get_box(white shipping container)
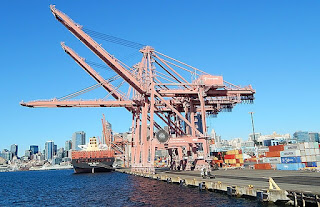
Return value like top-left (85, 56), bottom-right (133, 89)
top-left (299, 143), bottom-right (305, 150)
top-left (314, 142), bottom-right (320, 149)
top-left (306, 156), bottom-right (312, 162)
top-left (310, 149), bottom-right (316, 155)
top-left (301, 156), bottom-right (307, 162)
top-left (284, 144), bottom-right (299, 151)
top-left (263, 157), bottom-right (281, 164)
top-left (304, 142), bottom-right (309, 149)
top-left (305, 149), bottom-right (311, 156)
top-left (317, 162), bottom-right (320, 167)
top-left (300, 150), bottom-right (306, 156)
top-left (311, 155), bottom-right (316, 162)
top-left (315, 149), bottom-right (320, 155)
top-left (280, 150), bottom-right (301, 157)
top-left (316, 155), bottom-right (320, 162)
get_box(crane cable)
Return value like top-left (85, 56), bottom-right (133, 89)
top-left (57, 74), bottom-right (120, 100)
top-left (83, 28), bottom-right (145, 49)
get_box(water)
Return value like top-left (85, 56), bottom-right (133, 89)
top-left (0, 170), bottom-right (273, 206)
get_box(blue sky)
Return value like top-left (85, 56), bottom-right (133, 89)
top-left (1, 1), bottom-right (319, 156)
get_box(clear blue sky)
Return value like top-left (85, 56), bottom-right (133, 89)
top-left (1, 1), bottom-right (319, 156)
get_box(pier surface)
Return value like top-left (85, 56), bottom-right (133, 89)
top-left (158, 169), bottom-right (320, 195)
top-left (117, 168), bottom-right (320, 204)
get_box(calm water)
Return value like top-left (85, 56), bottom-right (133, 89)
top-left (0, 170), bottom-right (274, 206)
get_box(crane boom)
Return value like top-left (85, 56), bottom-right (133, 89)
top-left (61, 42), bottom-right (125, 101)
top-left (20, 99), bottom-right (134, 108)
top-left (61, 43), bottom-right (162, 130)
top-left (50, 5), bottom-right (145, 95)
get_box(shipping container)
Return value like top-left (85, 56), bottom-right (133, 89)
top-left (299, 143), bottom-right (305, 150)
top-left (263, 157), bottom-right (281, 164)
top-left (284, 144), bottom-right (299, 151)
top-left (258, 147), bottom-right (269, 153)
top-left (306, 156), bottom-right (313, 162)
top-left (300, 150), bottom-right (306, 156)
top-left (306, 162), bottom-right (317, 167)
top-left (224, 154), bottom-right (236, 159)
top-left (235, 154), bottom-right (243, 159)
top-left (316, 155), bottom-right (320, 162)
top-left (281, 156), bottom-right (302, 164)
top-left (254, 163), bottom-right (272, 170)
top-left (226, 150), bottom-right (241, 155)
top-left (225, 159), bottom-right (236, 164)
top-left (301, 156), bottom-right (307, 162)
top-left (269, 145), bottom-right (284, 152)
top-left (280, 150), bottom-right (301, 157)
top-left (310, 149), bottom-right (315, 155)
top-left (276, 163), bottom-right (305, 170)
top-left (305, 149), bottom-right (311, 156)
top-left (265, 151), bottom-right (281, 157)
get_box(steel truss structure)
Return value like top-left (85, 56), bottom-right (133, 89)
top-left (21, 5), bottom-right (255, 173)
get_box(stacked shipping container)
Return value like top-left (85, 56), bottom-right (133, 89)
top-left (224, 150), bottom-right (244, 167)
top-left (259, 142), bottom-right (320, 170)
top-left (299, 142), bottom-right (320, 167)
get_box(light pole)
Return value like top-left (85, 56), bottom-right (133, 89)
top-left (249, 112), bottom-right (256, 144)
top-left (249, 112), bottom-right (258, 163)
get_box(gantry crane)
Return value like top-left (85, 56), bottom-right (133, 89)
top-left (21, 5), bottom-right (255, 173)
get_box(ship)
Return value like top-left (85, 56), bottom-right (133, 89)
top-left (71, 137), bottom-right (115, 173)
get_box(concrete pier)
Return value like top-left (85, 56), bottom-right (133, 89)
top-left (116, 168), bottom-right (320, 205)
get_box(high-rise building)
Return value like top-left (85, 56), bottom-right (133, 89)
top-left (0, 149), bottom-right (12, 161)
top-left (57, 148), bottom-right (64, 159)
top-left (72, 131), bottom-right (86, 151)
top-left (65, 140), bottom-right (72, 151)
top-left (30, 145), bottom-right (39, 155)
top-left (25, 150), bottom-right (32, 159)
top-left (54, 145), bottom-right (57, 156)
top-left (309, 132), bottom-right (319, 142)
top-left (10, 144), bottom-right (18, 157)
top-left (65, 140), bottom-right (72, 158)
top-left (45, 141), bottom-right (54, 160)
top-left (293, 131), bottom-right (310, 143)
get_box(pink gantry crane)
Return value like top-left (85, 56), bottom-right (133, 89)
top-left (20, 5), bottom-right (255, 173)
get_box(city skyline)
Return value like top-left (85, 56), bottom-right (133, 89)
top-left (1, 1), bottom-right (320, 156)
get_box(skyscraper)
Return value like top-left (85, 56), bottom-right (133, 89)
top-left (45, 141), bottom-right (54, 160)
top-left (30, 145), bottom-right (39, 155)
top-left (65, 140), bottom-right (72, 151)
top-left (10, 144), bottom-right (18, 157)
top-left (72, 131), bottom-right (86, 151)
top-left (54, 145), bottom-right (57, 156)
top-left (65, 140), bottom-right (72, 158)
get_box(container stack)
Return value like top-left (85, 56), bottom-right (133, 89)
top-left (260, 142), bottom-right (320, 170)
top-left (276, 144), bottom-right (305, 170)
top-left (255, 145), bottom-right (282, 169)
top-left (300, 142), bottom-right (320, 168)
top-left (224, 150), bottom-right (244, 167)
